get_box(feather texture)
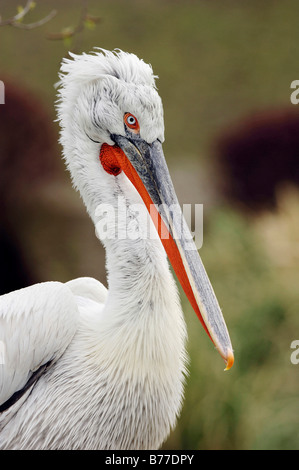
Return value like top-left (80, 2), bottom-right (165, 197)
top-left (0, 49), bottom-right (188, 449)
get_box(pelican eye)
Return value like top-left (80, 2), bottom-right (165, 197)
top-left (127, 115), bottom-right (136, 125)
top-left (124, 113), bottom-right (140, 132)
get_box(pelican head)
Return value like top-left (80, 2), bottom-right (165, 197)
top-left (56, 49), bottom-right (234, 369)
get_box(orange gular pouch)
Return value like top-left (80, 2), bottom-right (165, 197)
top-left (99, 143), bottom-right (124, 176)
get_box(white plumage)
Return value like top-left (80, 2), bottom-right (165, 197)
top-left (0, 49), bottom-right (233, 450)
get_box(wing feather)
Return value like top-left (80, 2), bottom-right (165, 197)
top-left (0, 281), bottom-right (79, 406)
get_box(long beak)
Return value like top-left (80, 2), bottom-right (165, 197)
top-left (109, 135), bottom-right (234, 370)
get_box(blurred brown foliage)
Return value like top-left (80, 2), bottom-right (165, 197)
top-left (0, 79), bottom-right (59, 293)
top-left (215, 109), bottom-right (299, 212)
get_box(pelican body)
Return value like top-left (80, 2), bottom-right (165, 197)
top-left (0, 50), bottom-right (233, 450)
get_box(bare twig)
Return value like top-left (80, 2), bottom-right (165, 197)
top-left (0, 1), bottom-right (56, 29)
top-left (47, 0), bottom-right (89, 41)
top-left (0, 0), bottom-right (32, 26)
top-left (44, 0), bottom-right (99, 54)
top-left (11, 9), bottom-right (57, 30)
top-left (0, 0), bottom-right (100, 50)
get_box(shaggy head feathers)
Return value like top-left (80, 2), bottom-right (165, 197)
top-left (56, 49), bottom-right (165, 148)
top-left (59, 48), bottom-right (158, 88)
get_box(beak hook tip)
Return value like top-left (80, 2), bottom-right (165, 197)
top-left (224, 348), bottom-right (234, 371)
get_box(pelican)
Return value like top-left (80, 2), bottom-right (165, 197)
top-left (0, 49), bottom-right (233, 450)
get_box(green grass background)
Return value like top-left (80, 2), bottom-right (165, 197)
top-left (1, 0), bottom-right (299, 449)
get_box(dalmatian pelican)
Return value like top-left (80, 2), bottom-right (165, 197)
top-left (0, 49), bottom-right (233, 450)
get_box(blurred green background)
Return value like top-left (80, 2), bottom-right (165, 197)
top-left (1, 0), bottom-right (299, 450)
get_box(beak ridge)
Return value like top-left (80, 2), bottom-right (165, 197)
top-left (110, 134), bottom-right (234, 369)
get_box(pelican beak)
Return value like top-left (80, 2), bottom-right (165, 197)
top-left (109, 135), bottom-right (234, 370)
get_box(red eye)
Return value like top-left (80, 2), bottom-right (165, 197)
top-left (124, 113), bottom-right (140, 132)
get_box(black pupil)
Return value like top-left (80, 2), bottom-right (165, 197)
top-left (128, 116), bottom-right (135, 125)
